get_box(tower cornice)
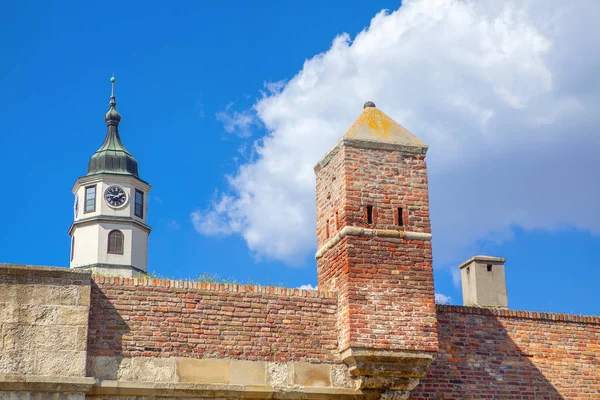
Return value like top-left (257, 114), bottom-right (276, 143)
top-left (314, 137), bottom-right (428, 174)
top-left (68, 215), bottom-right (152, 236)
top-left (315, 226), bottom-right (432, 260)
top-left (72, 172), bottom-right (151, 194)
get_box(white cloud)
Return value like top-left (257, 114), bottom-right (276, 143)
top-left (435, 293), bottom-right (452, 305)
top-left (192, 194), bottom-right (241, 236)
top-left (194, 0), bottom-right (600, 267)
top-left (216, 103), bottom-right (257, 137)
top-left (263, 80), bottom-right (287, 96)
top-left (298, 284), bottom-right (317, 290)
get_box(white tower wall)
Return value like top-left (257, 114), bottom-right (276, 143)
top-left (69, 174), bottom-right (151, 277)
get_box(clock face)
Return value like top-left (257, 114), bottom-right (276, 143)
top-left (104, 186), bottom-right (127, 208)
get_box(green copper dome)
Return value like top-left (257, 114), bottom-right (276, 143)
top-left (87, 77), bottom-right (140, 178)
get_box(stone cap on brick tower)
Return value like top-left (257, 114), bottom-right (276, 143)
top-left (343, 102), bottom-right (428, 151)
top-left (315, 102), bottom-right (428, 173)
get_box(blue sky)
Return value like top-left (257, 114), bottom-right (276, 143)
top-left (1, 0), bottom-right (598, 316)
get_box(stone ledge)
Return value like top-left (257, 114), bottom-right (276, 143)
top-left (89, 356), bottom-right (356, 389)
top-left (315, 226), bottom-right (432, 259)
top-left (341, 348), bottom-right (435, 391)
top-left (342, 138), bottom-right (428, 155)
top-left (0, 264), bottom-right (91, 282)
top-left (90, 380), bottom-right (366, 399)
top-left (0, 374), bottom-right (95, 392)
top-left (458, 255), bottom-right (506, 270)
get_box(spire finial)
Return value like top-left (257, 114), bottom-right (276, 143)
top-left (105, 75), bottom-right (121, 125)
top-left (111, 75), bottom-right (116, 97)
top-left (364, 101), bottom-right (376, 109)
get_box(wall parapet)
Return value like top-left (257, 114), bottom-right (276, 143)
top-left (437, 304), bottom-right (600, 324)
top-left (0, 263), bottom-right (91, 283)
top-left (90, 278), bottom-right (339, 361)
top-left (92, 275), bottom-right (335, 298)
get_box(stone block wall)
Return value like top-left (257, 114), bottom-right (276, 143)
top-left (412, 305), bottom-right (600, 399)
top-left (86, 357), bottom-right (357, 394)
top-left (0, 264), bottom-right (91, 378)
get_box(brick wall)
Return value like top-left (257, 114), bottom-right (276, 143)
top-left (316, 236), bottom-right (350, 350)
top-left (317, 235), bottom-right (437, 353)
top-left (315, 143), bottom-right (431, 248)
top-left (88, 277), bottom-right (339, 363)
top-left (315, 142), bottom-right (437, 354)
top-left (315, 142), bottom-right (346, 248)
top-left (3, 265), bottom-right (599, 398)
top-left (412, 306), bottom-right (600, 399)
top-left (341, 146), bottom-right (430, 233)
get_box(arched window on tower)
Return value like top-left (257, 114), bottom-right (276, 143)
top-left (107, 230), bottom-right (124, 255)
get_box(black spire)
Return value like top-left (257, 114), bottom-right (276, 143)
top-left (87, 76), bottom-right (140, 178)
top-left (104, 76), bottom-right (122, 125)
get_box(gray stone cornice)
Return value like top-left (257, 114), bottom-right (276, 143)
top-left (68, 215), bottom-right (152, 235)
top-left (458, 255), bottom-right (506, 270)
top-left (315, 226), bottom-right (432, 259)
top-left (90, 381), bottom-right (366, 399)
top-left (0, 264), bottom-right (91, 280)
top-left (0, 375), bottom-right (95, 392)
top-left (340, 347), bottom-right (435, 394)
top-left (73, 263), bottom-right (147, 274)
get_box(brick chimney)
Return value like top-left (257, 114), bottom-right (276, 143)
top-left (314, 102), bottom-right (437, 397)
top-left (459, 255), bottom-right (508, 308)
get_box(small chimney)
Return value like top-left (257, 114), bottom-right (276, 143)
top-left (459, 256), bottom-right (508, 309)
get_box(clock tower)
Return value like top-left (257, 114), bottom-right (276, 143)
top-left (69, 77), bottom-right (151, 277)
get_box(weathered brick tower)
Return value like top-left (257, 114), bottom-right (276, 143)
top-left (314, 102), bottom-right (438, 397)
